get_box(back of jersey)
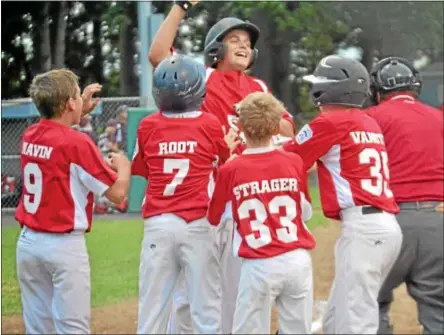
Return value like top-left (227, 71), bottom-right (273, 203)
top-left (132, 112), bottom-right (228, 222)
top-left (211, 149), bottom-right (316, 259)
top-left (15, 120), bottom-right (117, 233)
top-left (321, 110), bottom-right (399, 216)
top-left (366, 97), bottom-right (444, 202)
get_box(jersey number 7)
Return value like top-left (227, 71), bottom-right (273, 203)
top-left (163, 158), bottom-right (190, 196)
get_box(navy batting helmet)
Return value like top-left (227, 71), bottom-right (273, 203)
top-left (303, 55), bottom-right (371, 108)
top-left (370, 57), bottom-right (422, 100)
top-left (152, 54), bottom-right (206, 113)
top-left (204, 17), bottom-right (260, 69)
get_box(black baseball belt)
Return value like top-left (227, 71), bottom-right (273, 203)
top-left (361, 206), bottom-right (383, 215)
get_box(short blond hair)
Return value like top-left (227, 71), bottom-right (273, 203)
top-left (29, 68), bottom-right (79, 119)
top-left (238, 92), bottom-right (284, 142)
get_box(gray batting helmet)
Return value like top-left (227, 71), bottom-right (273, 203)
top-left (303, 55), bottom-right (370, 108)
top-left (203, 17), bottom-right (260, 69)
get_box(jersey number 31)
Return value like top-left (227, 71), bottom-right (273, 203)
top-left (359, 148), bottom-right (393, 198)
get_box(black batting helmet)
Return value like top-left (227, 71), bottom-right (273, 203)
top-left (303, 55), bottom-right (370, 108)
top-left (204, 17), bottom-right (260, 69)
top-left (152, 54), bottom-right (206, 113)
top-left (370, 57), bottom-right (422, 100)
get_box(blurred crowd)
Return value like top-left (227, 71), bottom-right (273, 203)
top-left (73, 105), bottom-right (129, 214)
top-left (1, 105), bottom-right (130, 214)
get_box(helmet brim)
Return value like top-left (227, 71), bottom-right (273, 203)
top-left (303, 75), bottom-right (340, 84)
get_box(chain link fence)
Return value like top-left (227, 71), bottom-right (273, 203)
top-left (1, 96), bottom-right (141, 212)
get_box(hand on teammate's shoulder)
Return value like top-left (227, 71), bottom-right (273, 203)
top-left (223, 126), bottom-right (241, 154)
top-left (227, 154), bottom-right (239, 162)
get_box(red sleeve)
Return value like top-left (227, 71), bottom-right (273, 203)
top-left (131, 123), bottom-right (149, 178)
top-left (283, 114), bottom-right (338, 169)
top-left (207, 167), bottom-right (230, 226)
top-left (72, 134), bottom-right (117, 196)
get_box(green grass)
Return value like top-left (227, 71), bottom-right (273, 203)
top-left (1, 219), bottom-right (144, 316)
top-left (1, 185), bottom-right (325, 316)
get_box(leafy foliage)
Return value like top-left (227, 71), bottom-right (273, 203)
top-left (1, 1), bottom-right (442, 120)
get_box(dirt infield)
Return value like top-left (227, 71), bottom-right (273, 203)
top-left (2, 222), bottom-right (422, 334)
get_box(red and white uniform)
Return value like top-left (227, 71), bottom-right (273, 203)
top-left (207, 147), bottom-right (316, 259)
top-left (170, 49), bottom-right (295, 152)
top-left (203, 69), bottom-right (294, 153)
top-left (131, 111), bottom-right (230, 222)
top-left (15, 119), bottom-right (117, 233)
top-left (133, 111), bottom-right (228, 334)
top-left (283, 109), bottom-right (400, 220)
top-left (365, 93), bottom-right (444, 203)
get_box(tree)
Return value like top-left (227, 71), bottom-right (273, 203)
top-left (327, 1), bottom-right (444, 70)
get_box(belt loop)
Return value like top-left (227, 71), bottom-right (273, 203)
top-left (416, 202), bottom-right (420, 211)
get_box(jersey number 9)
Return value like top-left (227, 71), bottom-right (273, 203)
top-left (23, 163), bottom-right (43, 214)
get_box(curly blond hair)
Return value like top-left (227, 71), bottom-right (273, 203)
top-left (238, 92), bottom-right (284, 143)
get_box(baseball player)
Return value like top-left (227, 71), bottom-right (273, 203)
top-left (132, 54), bottom-right (237, 334)
top-left (365, 57), bottom-right (444, 334)
top-left (207, 92), bottom-right (316, 334)
top-left (14, 69), bottom-right (131, 334)
top-left (149, 2), bottom-right (296, 332)
top-left (282, 55), bottom-right (403, 334)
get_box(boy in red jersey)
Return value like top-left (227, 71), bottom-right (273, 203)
top-left (132, 54), bottom-right (238, 334)
top-left (149, 3), bottom-right (296, 331)
top-left (208, 92), bottom-right (315, 334)
top-left (15, 69), bottom-right (131, 334)
top-left (283, 55), bottom-right (403, 334)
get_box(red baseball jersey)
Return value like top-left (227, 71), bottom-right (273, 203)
top-left (15, 119), bottom-right (117, 233)
top-left (207, 147), bottom-right (316, 259)
top-left (283, 109), bottom-right (399, 220)
top-left (131, 111), bottom-right (230, 222)
top-left (365, 94), bottom-right (444, 203)
top-left (202, 68), bottom-right (295, 153)
top-left (169, 48), bottom-right (295, 149)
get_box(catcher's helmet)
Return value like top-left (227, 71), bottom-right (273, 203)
top-left (204, 17), bottom-right (260, 69)
top-left (303, 55), bottom-right (370, 108)
top-left (152, 54), bottom-right (206, 113)
top-left (370, 57), bottom-right (422, 100)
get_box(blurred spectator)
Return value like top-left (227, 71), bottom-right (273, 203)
top-left (116, 105), bottom-right (128, 153)
top-left (74, 115), bottom-right (96, 143)
top-left (97, 119), bottom-right (120, 159)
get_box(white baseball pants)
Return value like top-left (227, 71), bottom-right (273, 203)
top-left (137, 214), bottom-right (222, 334)
top-left (232, 248), bottom-right (313, 334)
top-left (16, 226), bottom-right (91, 334)
top-left (167, 217), bottom-right (242, 334)
top-left (322, 207), bottom-right (403, 334)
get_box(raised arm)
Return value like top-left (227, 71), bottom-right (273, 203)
top-left (148, 2), bottom-right (198, 67)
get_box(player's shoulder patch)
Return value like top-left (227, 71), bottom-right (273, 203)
top-left (295, 124), bottom-right (313, 144)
